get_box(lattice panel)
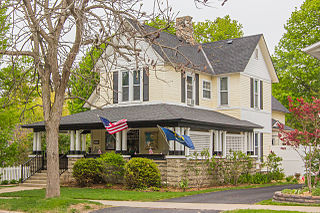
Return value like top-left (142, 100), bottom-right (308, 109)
top-left (226, 134), bottom-right (245, 155)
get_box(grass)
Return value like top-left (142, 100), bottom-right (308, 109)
top-left (224, 210), bottom-right (307, 213)
top-left (0, 182), bottom-right (295, 202)
top-left (257, 199), bottom-right (320, 207)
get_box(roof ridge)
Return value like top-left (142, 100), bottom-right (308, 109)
top-left (201, 34), bottom-right (263, 46)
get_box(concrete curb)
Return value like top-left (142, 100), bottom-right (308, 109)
top-left (91, 200), bottom-right (320, 212)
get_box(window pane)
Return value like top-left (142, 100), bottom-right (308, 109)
top-left (133, 85), bottom-right (140, 100)
top-left (220, 92), bottom-right (228, 105)
top-left (254, 80), bottom-right (258, 93)
top-left (122, 87), bottom-right (129, 101)
top-left (122, 71), bottom-right (129, 86)
top-left (220, 77), bottom-right (228, 90)
top-left (187, 76), bottom-right (193, 99)
top-left (105, 133), bottom-right (115, 150)
top-left (203, 81), bottom-right (210, 90)
top-left (254, 133), bottom-right (259, 155)
top-left (133, 70), bottom-right (140, 85)
top-left (203, 90), bottom-right (210, 99)
top-left (255, 94), bottom-right (258, 107)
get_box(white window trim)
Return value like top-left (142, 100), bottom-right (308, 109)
top-left (202, 80), bottom-right (211, 100)
top-left (185, 73), bottom-right (195, 104)
top-left (253, 79), bottom-right (260, 110)
top-left (218, 76), bottom-right (229, 106)
top-left (253, 132), bottom-right (260, 158)
top-left (118, 70), bottom-right (143, 103)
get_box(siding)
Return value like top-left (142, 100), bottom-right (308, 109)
top-left (217, 109), bottom-right (241, 119)
top-left (189, 131), bottom-right (211, 155)
top-left (199, 74), bottom-right (216, 108)
top-left (272, 111), bottom-right (286, 124)
top-left (262, 133), bottom-right (272, 160)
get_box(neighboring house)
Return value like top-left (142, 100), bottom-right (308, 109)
top-left (23, 16), bottom-right (286, 167)
top-left (302, 41), bottom-right (320, 60)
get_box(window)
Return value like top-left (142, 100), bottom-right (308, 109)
top-left (122, 71), bottom-right (129, 102)
top-left (187, 76), bottom-right (193, 100)
top-left (254, 48), bottom-right (259, 60)
top-left (220, 77), bottom-right (228, 105)
top-left (254, 132), bottom-right (259, 156)
top-left (105, 133), bottom-right (116, 150)
top-left (254, 79), bottom-right (259, 108)
top-left (120, 70), bottom-right (142, 102)
top-left (202, 80), bottom-right (211, 99)
top-left (133, 70), bottom-right (140, 101)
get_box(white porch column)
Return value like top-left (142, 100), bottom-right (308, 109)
top-left (213, 130), bottom-right (219, 155)
top-left (116, 132), bottom-right (121, 152)
top-left (175, 127), bottom-right (182, 154)
top-left (33, 132), bottom-right (37, 153)
top-left (70, 130), bottom-right (75, 154)
top-left (223, 131), bottom-right (227, 157)
top-left (81, 134), bottom-right (86, 153)
top-left (122, 129), bottom-right (128, 151)
top-left (75, 130), bottom-right (81, 154)
top-left (168, 127), bottom-right (175, 155)
top-left (209, 130), bottom-right (214, 158)
top-left (185, 128), bottom-right (190, 156)
top-left (181, 127), bottom-right (185, 155)
top-left (244, 132), bottom-right (248, 154)
top-left (36, 132), bottom-right (41, 152)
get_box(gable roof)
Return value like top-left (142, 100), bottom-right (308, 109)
top-left (127, 20), bottom-right (268, 76)
top-left (22, 103), bottom-right (262, 131)
top-left (272, 119), bottom-right (293, 131)
top-left (272, 96), bottom-right (289, 113)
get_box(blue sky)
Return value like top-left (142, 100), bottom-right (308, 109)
top-left (142, 0), bottom-right (305, 54)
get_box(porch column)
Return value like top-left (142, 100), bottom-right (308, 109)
top-left (33, 132), bottom-right (37, 154)
top-left (122, 129), bottom-right (128, 152)
top-left (209, 130), bottom-right (214, 158)
top-left (70, 130), bottom-right (75, 154)
top-left (223, 131), bottom-right (227, 157)
top-left (213, 130), bottom-right (219, 155)
top-left (185, 128), bottom-right (190, 156)
top-left (168, 127), bottom-right (175, 155)
top-left (36, 132), bottom-right (42, 153)
top-left (174, 127), bottom-right (182, 155)
top-left (81, 134), bottom-right (86, 153)
top-left (181, 127), bottom-right (185, 155)
top-left (116, 132), bottom-right (121, 152)
top-left (75, 130), bottom-right (81, 154)
top-left (244, 132), bottom-right (248, 154)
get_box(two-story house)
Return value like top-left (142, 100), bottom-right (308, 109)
top-left (24, 16), bottom-right (288, 166)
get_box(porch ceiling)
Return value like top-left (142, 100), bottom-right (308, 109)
top-left (22, 103), bottom-right (262, 132)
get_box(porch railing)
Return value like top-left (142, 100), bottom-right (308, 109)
top-left (59, 154), bottom-right (68, 175)
top-left (21, 153), bottom-right (44, 183)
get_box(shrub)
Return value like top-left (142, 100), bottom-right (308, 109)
top-left (124, 158), bottom-right (161, 189)
top-left (270, 170), bottom-right (285, 181)
top-left (1, 180), bottom-right (9, 185)
top-left (72, 158), bottom-right (101, 186)
top-left (9, 179), bottom-right (18, 184)
top-left (98, 152), bottom-right (125, 184)
top-left (286, 175), bottom-right (294, 182)
top-left (312, 187), bottom-right (320, 196)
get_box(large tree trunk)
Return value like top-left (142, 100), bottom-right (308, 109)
top-left (45, 120), bottom-right (60, 198)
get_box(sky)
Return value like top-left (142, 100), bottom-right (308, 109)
top-left (142, 0), bottom-right (305, 54)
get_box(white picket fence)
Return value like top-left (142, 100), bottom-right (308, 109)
top-left (0, 166), bottom-right (31, 182)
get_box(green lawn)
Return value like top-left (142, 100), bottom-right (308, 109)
top-left (224, 210), bottom-right (307, 213)
top-left (257, 199), bottom-right (320, 207)
top-left (0, 183), bottom-right (294, 202)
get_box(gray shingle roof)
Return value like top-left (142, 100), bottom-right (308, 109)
top-left (272, 96), bottom-right (289, 113)
top-left (127, 20), bottom-right (262, 75)
top-left (22, 103), bottom-right (262, 131)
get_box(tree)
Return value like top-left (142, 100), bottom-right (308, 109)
top-left (145, 15), bottom-right (243, 43)
top-left (272, 0), bottom-right (320, 127)
top-left (0, 0), bottom-right (220, 198)
top-left (278, 96), bottom-right (320, 192)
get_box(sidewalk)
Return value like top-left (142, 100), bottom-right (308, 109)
top-left (92, 200), bottom-right (320, 212)
top-left (0, 186), bottom-right (43, 194)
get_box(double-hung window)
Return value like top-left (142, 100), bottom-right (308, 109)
top-left (254, 79), bottom-right (259, 108)
top-left (203, 80), bottom-right (211, 99)
top-left (122, 71), bottom-right (129, 102)
top-left (120, 70), bottom-right (142, 102)
top-left (219, 77), bottom-right (228, 105)
top-left (254, 132), bottom-right (259, 156)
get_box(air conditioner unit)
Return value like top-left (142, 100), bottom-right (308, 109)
top-left (187, 99), bottom-right (194, 106)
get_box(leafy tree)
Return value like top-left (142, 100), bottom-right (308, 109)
top-left (145, 15), bottom-right (244, 43)
top-left (272, 0), bottom-right (320, 127)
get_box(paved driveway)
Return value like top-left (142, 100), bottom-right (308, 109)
top-left (160, 184), bottom-right (302, 204)
top-left (93, 207), bottom-right (219, 213)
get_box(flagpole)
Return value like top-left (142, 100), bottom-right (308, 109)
top-left (157, 125), bottom-right (170, 147)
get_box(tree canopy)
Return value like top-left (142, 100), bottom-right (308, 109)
top-left (272, 0), bottom-right (320, 127)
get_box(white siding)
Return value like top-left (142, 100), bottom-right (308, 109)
top-left (189, 131), bottom-right (211, 155)
top-left (241, 108), bottom-right (272, 133)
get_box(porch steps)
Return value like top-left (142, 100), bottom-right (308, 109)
top-left (20, 170), bottom-right (48, 188)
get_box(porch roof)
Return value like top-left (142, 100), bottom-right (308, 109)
top-left (22, 103), bottom-right (262, 131)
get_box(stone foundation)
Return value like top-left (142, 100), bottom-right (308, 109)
top-left (273, 191), bottom-right (320, 204)
top-left (60, 155), bottom-right (84, 185)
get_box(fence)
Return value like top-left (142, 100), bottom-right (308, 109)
top-left (0, 166), bottom-right (30, 182)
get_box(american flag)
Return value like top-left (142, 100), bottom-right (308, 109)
top-left (99, 116), bottom-right (128, 134)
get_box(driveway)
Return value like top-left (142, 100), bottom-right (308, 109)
top-left (93, 207), bottom-right (219, 213)
top-left (160, 184), bottom-right (302, 204)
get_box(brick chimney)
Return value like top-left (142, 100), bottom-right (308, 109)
top-left (175, 16), bottom-right (195, 45)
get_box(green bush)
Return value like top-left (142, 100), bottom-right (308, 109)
top-left (9, 179), bottom-right (18, 184)
top-left (286, 175), bottom-right (294, 182)
top-left (270, 170), bottom-right (285, 181)
top-left (72, 158), bottom-right (102, 186)
top-left (124, 158), bottom-right (161, 189)
top-left (98, 152), bottom-right (125, 184)
top-left (312, 187), bottom-right (320, 196)
top-left (1, 180), bottom-right (9, 185)
top-left (304, 175), bottom-right (320, 187)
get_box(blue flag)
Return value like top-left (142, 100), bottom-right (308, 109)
top-left (158, 126), bottom-right (195, 149)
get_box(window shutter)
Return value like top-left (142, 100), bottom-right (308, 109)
top-left (195, 73), bottom-right (199, 105)
top-left (143, 68), bottom-right (149, 101)
top-left (260, 133), bottom-right (264, 162)
top-left (113, 71), bottom-right (118, 104)
top-left (250, 78), bottom-right (254, 108)
top-left (260, 80), bottom-right (263, 109)
top-left (181, 72), bottom-right (186, 103)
